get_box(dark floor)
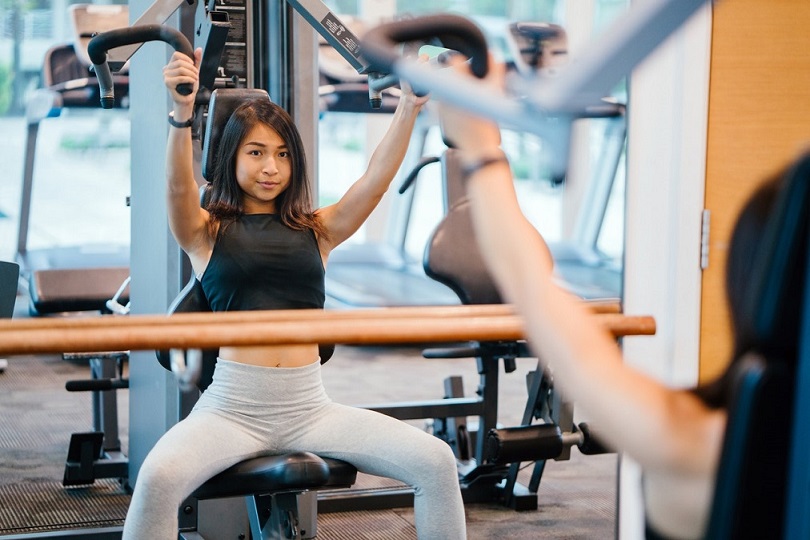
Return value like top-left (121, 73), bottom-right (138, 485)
top-left (0, 295), bottom-right (617, 539)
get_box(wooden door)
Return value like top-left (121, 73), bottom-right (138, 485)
top-left (700, 0), bottom-right (810, 382)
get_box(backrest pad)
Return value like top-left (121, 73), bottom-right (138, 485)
top-left (423, 149), bottom-right (503, 305)
top-left (201, 88), bottom-right (271, 181)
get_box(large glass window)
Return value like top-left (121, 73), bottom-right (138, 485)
top-left (0, 0), bottom-right (130, 264)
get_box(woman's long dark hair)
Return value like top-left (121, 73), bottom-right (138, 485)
top-left (204, 98), bottom-right (327, 238)
top-left (695, 165), bottom-right (799, 407)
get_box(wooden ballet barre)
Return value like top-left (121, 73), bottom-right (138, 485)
top-left (0, 310), bottom-right (654, 356)
top-left (0, 300), bottom-right (620, 332)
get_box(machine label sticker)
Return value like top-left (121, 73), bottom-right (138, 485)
top-left (321, 12), bottom-right (361, 59)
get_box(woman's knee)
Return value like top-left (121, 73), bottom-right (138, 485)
top-left (419, 436), bottom-right (459, 475)
top-left (134, 452), bottom-right (187, 503)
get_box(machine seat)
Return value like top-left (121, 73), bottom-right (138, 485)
top-left (193, 452), bottom-right (357, 500)
top-left (28, 265), bottom-right (129, 314)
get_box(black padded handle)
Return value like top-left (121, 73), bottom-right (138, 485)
top-left (577, 422), bottom-right (613, 455)
top-left (66, 378), bottom-right (129, 392)
top-left (361, 14), bottom-right (489, 79)
top-left (88, 24), bottom-right (194, 109)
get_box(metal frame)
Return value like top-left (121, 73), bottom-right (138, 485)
top-left (383, 0), bottom-right (709, 177)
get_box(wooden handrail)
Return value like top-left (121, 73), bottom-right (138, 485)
top-left (0, 309), bottom-right (653, 356)
top-left (0, 300), bottom-right (621, 332)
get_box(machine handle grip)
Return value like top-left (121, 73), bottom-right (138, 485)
top-left (66, 378), bottom-right (129, 392)
top-left (361, 14), bottom-right (489, 79)
top-left (88, 24), bottom-right (194, 109)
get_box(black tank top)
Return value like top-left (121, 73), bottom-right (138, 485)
top-left (200, 214), bottom-right (325, 312)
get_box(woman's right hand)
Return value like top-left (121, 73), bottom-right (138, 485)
top-left (437, 53), bottom-right (505, 156)
top-left (163, 48), bottom-right (202, 107)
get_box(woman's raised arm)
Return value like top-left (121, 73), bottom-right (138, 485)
top-left (162, 48), bottom-right (212, 269)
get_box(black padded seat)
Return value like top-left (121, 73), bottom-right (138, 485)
top-left (192, 452), bottom-right (359, 500)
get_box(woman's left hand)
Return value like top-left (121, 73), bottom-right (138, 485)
top-left (398, 55), bottom-right (431, 110)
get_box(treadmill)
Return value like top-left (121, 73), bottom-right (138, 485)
top-left (17, 4), bottom-right (130, 315)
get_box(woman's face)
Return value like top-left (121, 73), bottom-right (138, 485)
top-left (234, 123), bottom-right (292, 214)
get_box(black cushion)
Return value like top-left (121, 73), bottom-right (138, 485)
top-left (201, 88), bottom-right (271, 181)
top-left (321, 457), bottom-right (359, 488)
top-left (192, 452), bottom-right (330, 499)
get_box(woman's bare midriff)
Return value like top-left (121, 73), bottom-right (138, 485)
top-left (219, 344), bottom-right (321, 368)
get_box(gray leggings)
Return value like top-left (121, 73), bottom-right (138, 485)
top-left (122, 359), bottom-right (467, 539)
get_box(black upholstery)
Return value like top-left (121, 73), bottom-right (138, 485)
top-left (194, 452), bottom-right (326, 499)
top-left (706, 354), bottom-right (792, 540)
top-left (155, 276), bottom-right (218, 391)
top-left (201, 88), bottom-right (270, 181)
top-left (193, 453), bottom-right (357, 499)
top-left (0, 261), bottom-right (20, 319)
top-left (705, 152), bottom-right (810, 539)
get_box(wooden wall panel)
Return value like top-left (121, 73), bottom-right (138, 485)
top-left (700, 0), bottom-right (810, 382)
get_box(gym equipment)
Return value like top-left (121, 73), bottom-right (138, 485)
top-left (405, 146), bottom-right (614, 509)
top-left (360, 1), bottom-right (710, 178)
top-left (88, 25), bottom-right (194, 109)
top-left (62, 351), bottom-right (129, 488)
top-left (397, 101), bottom-right (626, 300)
top-left (50, 21), bottom-right (194, 491)
top-left (339, 19), bottom-right (625, 307)
top-left (18, 4), bottom-right (131, 316)
top-left (362, 10), bottom-right (810, 537)
top-left (0, 261), bottom-right (19, 320)
top-left (316, 15), bottom-right (400, 115)
top-left (0, 261), bottom-right (20, 373)
top-left (285, 0), bottom-right (402, 110)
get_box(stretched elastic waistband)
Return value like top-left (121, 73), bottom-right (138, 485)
top-left (204, 358), bottom-right (327, 407)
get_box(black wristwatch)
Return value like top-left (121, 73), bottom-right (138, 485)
top-left (168, 111), bottom-right (194, 128)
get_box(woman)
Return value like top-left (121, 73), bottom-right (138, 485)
top-left (122, 48), bottom-right (466, 539)
top-left (435, 55), bottom-right (788, 540)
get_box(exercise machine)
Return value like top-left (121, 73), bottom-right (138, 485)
top-left (360, 7), bottom-right (810, 539)
top-left (0, 261), bottom-right (20, 373)
top-left (374, 143), bottom-right (614, 511)
top-left (62, 350), bottom-right (130, 489)
top-left (18, 4), bottom-right (131, 316)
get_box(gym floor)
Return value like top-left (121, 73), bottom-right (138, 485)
top-left (0, 292), bottom-right (616, 539)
